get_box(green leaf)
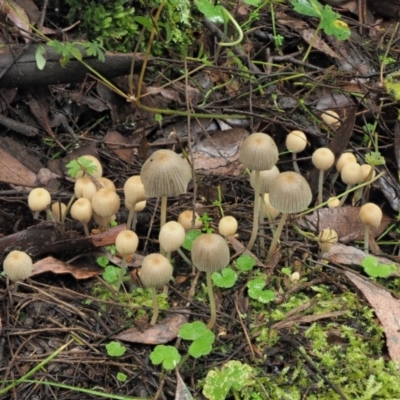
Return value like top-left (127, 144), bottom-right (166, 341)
top-left (212, 267), bottom-right (237, 288)
top-left (361, 256), bottom-right (396, 278)
top-left (116, 372), bottom-right (127, 382)
top-left (150, 345), bottom-right (181, 370)
top-left (105, 341), bottom-right (126, 357)
top-left (196, 0), bottom-right (225, 23)
top-left (281, 267), bottom-right (292, 276)
top-left (66, 156), bottom-right (98, 178)
top-left (133, 16), bottom-right (153, 30)
top-left (179, 322), bottom-right (215, 358)
top-left (97, 256), bottom-right (109, 268)
top-left (182, 229), bottom-right (202, 251)
top-left (103, 265), bottom-right (119, 284)
top-left (320, 7), bottom-right (351, 40)
top-left (244, 0), bottom-right (263, 5)
top-left (235, 254), bottom-right (255, 272)
top-left (179, 321), bottom-right (208, 341)
top-left (291, 0), bottom-right (322, 18)
top-left (248, 278), bottom-right (276, 303)
top-left (35, 45), bottom-right (46, 70)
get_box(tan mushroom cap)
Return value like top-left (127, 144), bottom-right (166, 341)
top-left (239, 132), bottom-right (278, 171)
top-left (51, 202), bottom-right (67, 223)
top-left (341, 163), bottom-right (363, 185)
top-left (359, 203), bottom-right (382, 228)
top-left (321, 110), bottom-right (341, 129)
top-left (191, 233), bottom-right (230, 273)
top-left (178, 210), bottom-right (202, 231)
top-left (70, 198), bottom-right (93, 223)
top-left (261, 193), bottom-right (280, 219)
top-left (91, 188), bottom-right (120, 217)
top-left (139, 253), bottom-right (173, 288)
top-left (115, 230), bottom-right (139, 256)
top-left (312, 148), bottom-right (335, 171)
top-left (250, 166), bottom-right (280, 193)
top-left (159, 221), bottom-right (185, 252)
top-left (124, 175), bottom-right (148, 205)
top-left (360, 164), bottom-right (375, 182)
top-left (218, 216), bottom-right (238, 237)
top-left (74, 176), bottom-right (98, 200)
top-left (336, 152), bottom-right (357, 173)
top-left (327, 196), bottom-right (341, 208)
top-left (269, 171), bottom-right (312, 214)
top-left (98, 177), bottom-right (116, 191)
top-left (28, 188), bottom-right (51, 212)
top-left (3, 250), bottom-right (33, 281)
top-left (318, 228), bottom-right (338, 253)
top-left (140, 150), bottom-right (191, 197)
top-left (286, 130), bottom-right (307, 153)
top-left (75, 155), bottom-right (103, 179)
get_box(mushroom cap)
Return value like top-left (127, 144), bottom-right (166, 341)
top-left (124, 175), bottom-right (148, 205)
top-left (360, 164), bottom-right (375, 182)
top-left (336, 152), bottom-right (357, 173)
top-left (28, 188), bottom-right (51, 212)
top-left (312, 148), bottom-right (335, 171)
top-left (116, 230), bottom-right (139, 256)
top-left (218, 216), bottom-right (238, 237)
top-left (3, 250), bottom-right (33, 281)
top-left (286, 130), bottom-right (307, 153)
top-left (91, 188), bottom-right (120, 217)
top-left (178, 210), bottom-right (202, 231)
top-left (70, 198), bottom-right (93, 224)
top-left (98, 177), bottom-right (116, 191)
top-left (74, 176), bottom-right (98, 200)
top-left (140, 150), bottom-right (191, 197)
top-left (321, 110), bottom-right (340, 129)
top-left (93, 211), bottom-right (114, 228)
top-left (239, 133), bottom-right (278, 171)
top-left (261, 193), bottom-right (280, 219)
top-left (134, 200), bottom-right (147, 212)
top-left (139, 253), bottom-right (173, 288)
top-left (359, 203), bottom-right (382, 228)
top-left (318, 228), bottom-right (338, 253)
top-left (341, 163), bottom-right (363, 185)
top-left (269, 171), bottom-right (312, 214)
top-left (76, 155), bottom-right (103, 179)
top-left (191, 233), bottom-right (230, 273)
top-left (250, 166), bottom-right (280, 193)
top-left (327, 196), bottom-right (341, 208)
top-left (51, 202), bottom-right (67, 223)
top-left (159, 221), bottom-right (185, 252)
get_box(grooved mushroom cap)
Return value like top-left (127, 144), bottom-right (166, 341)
top-left (98, 177), bottom-right (116, 191)
top-left (321, 110), bottom-right (341, 129)
top-left (71, 198), bottom-right (93, 223)
top-left (218, 216), bottom-right (238, 237)
top-left (250, 166), bottom-right (280, 193)
top-left (318, 228), bottom-right (338, 253)
top-left (336, 152), bottom-right (357, 172)
top-left (116, 230), bottom-right (139, 256)
top-left (361, 164), bottom-right (375, 182)
top-left (91, 188), bottom-right (120, 217)
top-left (269, 171), bottom-right (312, 214)
top-left (124, 175), bottom-right (148, 205)
top-left (74, 176), bottom-right (98, 200)
top-left (286, 131), bottom-right (307, 153)
top-left (51, 202), bottom-right (67, 223)
top-left (359, 203), bottom-right (382, 228)
top-left (191, 233), bottom-right (230, 273)
top-left (312, 148), bottom-right (335, 171)
top-left (159, 221), bottom-right (185, 252)
top-left (76, 155), bottom-right (103, 179)
top-left (261, 193), bottom-right (280, 219)
top-left (239, 133), bottom-right (278, 171)
top-left (178, 210), bottom-right (202, 231)
top-left (341, 163), bottom-right (363, 185)
top-left (3, 250), bottom-right (33, 281)
top-left (139, 253), bottom-right (173, 288)
top-left (140, 150), bottom-right (191, 197)
top-left (28, 188), bottom-right (51, 212)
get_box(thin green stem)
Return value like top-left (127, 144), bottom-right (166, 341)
top-left (219, 7), bottom-right (244, 47)
top-left (206, 271), bottom-right (217, 329)
top-left (177, 247), bottom-right (192, 266)
top-left (150, 287), bottom-right (159, 325)
top-left (302, 22), bottom-right (322, 62)
top-left (247, 170), bottom-right (260, 251)
top-left (267, 213), bottom-right (288, 261)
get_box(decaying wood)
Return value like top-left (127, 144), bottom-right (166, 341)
top-left (0, 44), bottom-right (147, 87)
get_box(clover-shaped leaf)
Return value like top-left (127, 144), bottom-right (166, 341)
top-left (179, 322), bottom-right (215, 358)
top-left (235, 255), bottom-right (255, 272)
top-left (106, 341), bottom-right (126, 357)
top-left (248, 278), bottom-right (275, 304)
top-left (361, 256), bottom-right (396, 278)
top-left (212, 267), bottom-right (237, 288)
top-left (150, 345), bottom-right (181, 370)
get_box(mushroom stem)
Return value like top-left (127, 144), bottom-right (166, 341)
top-left (82, 222), bottom-right (90, 237)
top-left (292, 153), bottom-right (300, 174)
top-left (259, 198), bottom-right (266, 258)
top-left (116, 255), bottom-right (129, 290)
top-left (317, 169), bottom-right (324, 205)
top-left (177, 247), bottom-right (192, 266)
top-left (150, 287), bottom-right (159, 325)
top-left (206, 271), bottom-right (217, 329)
top-left (247, 170), bottom-right (261, 251)
top-left (126, 208), bottom-right (136, 230)
top-left (338, 184), bottom-right (352, 206)
top-left (267, 213), bottom-right (288, 261)
top-left (364, 225), bottom-right (370, 253)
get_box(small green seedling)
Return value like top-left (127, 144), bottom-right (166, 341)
top-left (116, 372), bottom-right (127, 382)
top-left (179, 321), bottom-right (215, 358)
top-left (234, 254), bottom-right (256, 272)
top-left (66, 156), bottom-right (98, 178)
top-left (212, 185), bottom-right (224, 217)
top-left (248, 279), bottom-right (275, 303)
top-left (361, 256), bottom-right (396, 278)
top-left (199, 213), bottom-right (214, 233)
top-left (150, 345), bottom-right (181, 370)
top-left (212, 267), bottom-right (237, 288)
top-left (96, 256), bottom-right (121, 286)
top-left (281, 267), bottom-right (292, 276)
top-left (105, 341), bottom-right (126, 357)
top-left (182, 229), bottom-right (202, 251)
top-left (203, 360), bottom-right (253, 400)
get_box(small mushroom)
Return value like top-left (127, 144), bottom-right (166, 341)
top-left (177, 210), bottom-right (202, 231)
top-left (318, 228), bottom-right (338, 253)
top-left (239, 132), bottom-right (279, 251)
top-left (332, 152), bottom-right (357, 186)
top-left (359, 203), bottom-right (382, 253)
top-left (285, 130), bottom-right (307, 173)
top-left (115, 229), bottom-right (139, 288)
top-left (91, 188), bottom-right (120, 218)
top-left (218, 216), bottom-right (238, 238)
top-left (51, 201), bottom-right (67, 223)
top-left (321, 110), bottom-right (341, 129)
top-left (98, 177), bottom-right (116, 191)
top-left (267, 172), bottom-right (312, 260)
top-left (139, 253), bottom-right (173, 325)
top-left (159, 221), bottom-right (185, 259)
top-left (28, 188), bottom-right (51, 219)
top-left (191, 233), bottom-right (230, 329)
top-left (70, 198), bottom-right (93, 236)
top-left (74, 176), bottom-right (98, 201)
top-left (327, 196), bottom-right (341, 208)
top-left (311, 147), bottom-right (335, 205)
top-left (339, 162), bottom-right (363, 206)
top-left (3, 250), bottom-right (33, 281)
top-left (124, 175), bottom-right (148, 229)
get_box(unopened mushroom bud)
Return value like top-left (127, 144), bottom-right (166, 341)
top-left (218, 216), bottom-right (238, 238)
top-left (70, 198), bottom-right (93, 236)
top-left (98, 177), bottom-right (116, 191)
top-left (124, 175), bottom-right (148, 229)
top-left (327, 196), bottom-right (341, 208)
top-left (159, 221), bottom-right (185, 258)
top-left (321, 110), bottom-right (341, 129)
top-left (92, 188), bottom-right (120, 218)
top-left (74, 176), bottom-right (98, 201)
top-left (290, 271), bottom-right (300, 282)
top-left (115, 229), bottom-right (139, 289)
top-left (51, 202), bottom-right (67, 223)
top-left (28, 188), bottom-right (51, 219)
top-left (178, 210), bottom-right (202, 231)
top-left (339, 162), bottom-right (363, 206)
top-left (359, 203), bottom-right (382, 254)
top-left (285, 130), bottom-right (307, 173)
top-left (318, 228), bottom-right (338, 253)
top-left (312, 147), bottom-right (335, 205)
top-left (3, 250), bottom-right (33, 281)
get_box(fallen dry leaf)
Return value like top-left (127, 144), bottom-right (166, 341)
top-left (345, 271), bottom-right (400, 366)
top-left (104, 130), bottom-right (135, 163)
top-left (175, 368), bottom-right (194, 400)
top-left (114, 313), bottom-right (188, 344)
top-left (1, 0), bottom-right (31, 43)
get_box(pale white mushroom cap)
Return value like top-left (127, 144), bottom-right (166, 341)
top-left (318, 228), bottom-right (338, 253)
top-left (178, 210), bottom-right (202, 231)
top-left (312, 148), bottom-right (335, 171)
top-left (250, 166), bottom-right (280, 193)
top-left (359, 203), bottom-right (382, 228)
top-left (98, 177), bottom-right (116, 191)
top-left (74, 177), bottom-right (98, 200)
top-left (28, 188), bottom-right (51, 212)
top-left (159, 221), bottom-right (185, 252)
top-left (51, 202), bottom-right (67, 222)
top-left (286, 131), bottom-right (307, 153)
top-left (139, 253), bottom-right (173, 288)
top-left (327, 196), bottom-right (341, 208)
top-left (321, 110), bottom-right (340, 129)
top-left (336, 152), bottom-right (357, 173)
top-left (116, 230), bottom-right (139, 256)
top-left (3, 250), bottom-right (33, 281)
top-left (124, 175), bottom-right (148, 205)
top-left (70, 198), bottom-right (93, 224)
top-left (91, 188), bottom-right (120, 217)
top-left (218, 216), bottom-right (238, 237)
top-left (261, 193), bottom-right (280, 219)
top-left (341, 163), bottom-right (363, 185)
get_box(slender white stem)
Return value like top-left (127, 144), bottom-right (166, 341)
top-left (247, 170), bottom-right (260, 251)
top-left (318, 169), bottom-right (324, 205)
top-left (364, 225), bottom-right (370, 253)
top-left (292, 153), bottom-right (300, 174)
top-left (267, 213), bottom-right (288, 261)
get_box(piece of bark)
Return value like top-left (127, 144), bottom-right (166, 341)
top-left (0, 44), bottom-right (147, 87)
